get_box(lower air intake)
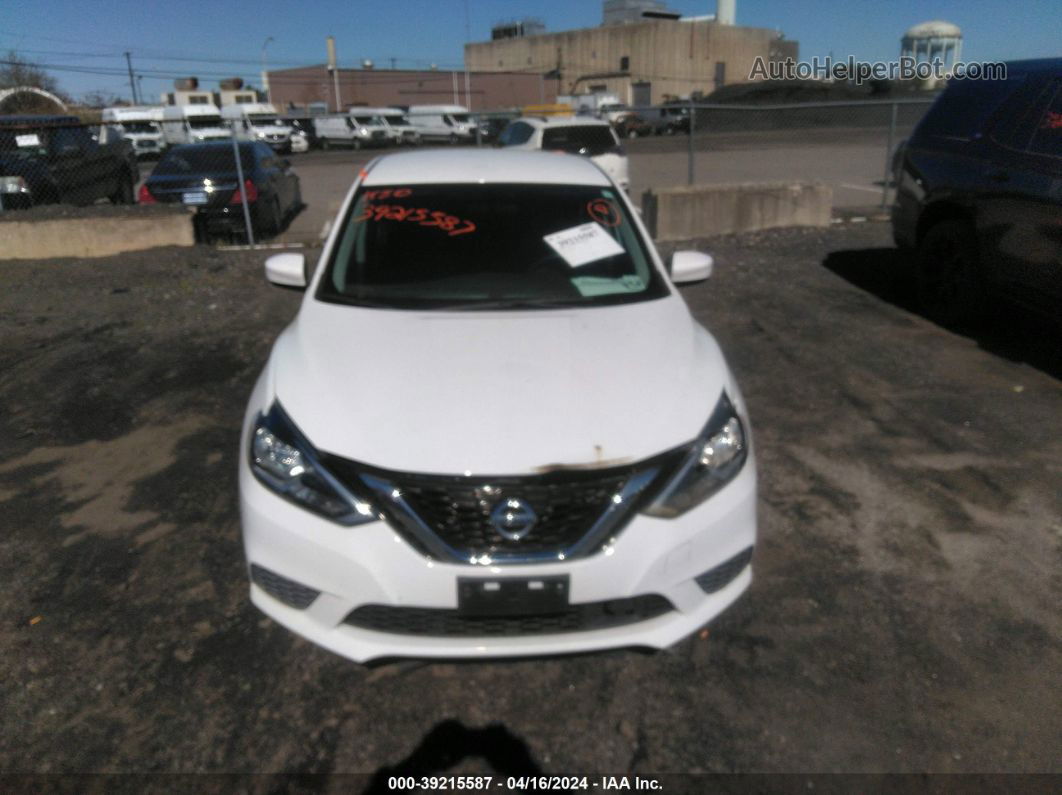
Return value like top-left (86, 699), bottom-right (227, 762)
top-left (694, 547), bottom-right (753, 594)
top-left (250, 564), bottom-right (320, 609)
top-left (344, 594), bottom-right (674, 637)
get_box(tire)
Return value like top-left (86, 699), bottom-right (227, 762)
top-left (268, 197), bottom-right (283, 235)
top-left (449, 133), bottom-right (459, 145)
top-left (915, 219), bottom-right (986, 326)
top-left (321, 138), bottom-right (331, 151)
top-left (628, 129), bottom-right (639, 139)
top-left (110, 174), bottom-right (134, 205)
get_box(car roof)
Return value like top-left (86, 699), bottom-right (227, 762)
top-left (0, 115), bottom-right (81, 128)
top-left (166, 141), bottom-right (262, 153)
top-left (517, 116), bottom-right (612, 129)
top-left (363, 149), bottom-right (612, 187)
top-left (1001, 57), bottom-right (1062, 75)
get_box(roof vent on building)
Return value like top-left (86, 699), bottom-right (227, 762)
top-left (491, 18), bottom-right (546, 40)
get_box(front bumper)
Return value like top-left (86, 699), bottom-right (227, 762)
top-left (239, 444), bottom-right (757, 662)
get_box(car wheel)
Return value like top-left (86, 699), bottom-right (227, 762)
top-left (628, 129), bottom-right (639, 139)
top-left (321, 138), bottom-right (331, 151)
top-left (449, 133), bottom-right (459, 145)
top-left (353, 138), bottom-right (362, 151)
top-left (915, 219), bottom-right (986, 326)
top-left (269, 197), bottom-right (283, 234)
top-left (111, 175), bottom-right (134, 205)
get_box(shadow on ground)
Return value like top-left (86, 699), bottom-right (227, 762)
top-left (823, 246), bottom-right (1062, 381)
top-left (364, 720), bottom-right (541, 793)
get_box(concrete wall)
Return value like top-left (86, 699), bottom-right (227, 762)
top-left (0, 208), bottom-right (195, 260)
top-left (466, 19), bottom-right (797, 105)
top-left (646, 182), bottom-right (832, 241)
top-left (266, 67), bottom-right (557, 112)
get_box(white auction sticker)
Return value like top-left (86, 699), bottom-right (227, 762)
top-left (15, 134), bottom-right (41, 148)
top-left (543, 222), bottom-right (625, 268)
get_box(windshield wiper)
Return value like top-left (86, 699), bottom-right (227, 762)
top-left (427, 298), bottom-right (584, 311)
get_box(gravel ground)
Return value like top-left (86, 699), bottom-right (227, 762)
top-left (1, 224), bottom-right (1059, 784)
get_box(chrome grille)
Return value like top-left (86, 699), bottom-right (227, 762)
top-left (321, 451), bottom-right (684, 565)
top-left (395, 472), bottom-right (628, 558)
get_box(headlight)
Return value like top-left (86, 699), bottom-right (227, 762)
top-left (642, 392), bottom-right (748, 518)
top-left (0, 176), bottom-right (30, 194)
top-left (250, 403), bottom-right (376, 525)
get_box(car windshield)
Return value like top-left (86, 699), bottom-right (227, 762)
top-left (248, 114), bottom-right (280, 125)
top-left (541, 126), bottom-right (618, 156)
top-left (119, 121), bottom-right (159, 133)
top-left (353, 115), bottom-right (381, 125)
top-left (0, 129), bottom-right (48, 156)
top-left (450, 113), bottom-right (471, 123)
top-left (318, 183), bottom-right (670, 310)
top-left (188, 117), bottom-right (223, 129)
top-left (153, 146), bottom-right (255, 174)
top-left (384, 114), bottom-right (409, 125)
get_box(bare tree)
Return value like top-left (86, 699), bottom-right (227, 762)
top-left (0, 51), bottom-right (68, 113)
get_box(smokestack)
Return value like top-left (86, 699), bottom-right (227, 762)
top-left (716, 0), bottom-right (735, 25)
top-left (326, 36), bottom-right (337, 69)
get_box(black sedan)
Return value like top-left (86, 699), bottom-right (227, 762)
top-left (139, 141), bottom-right (301, 240)
top-left (892, 58), bottom-right (1062, 325)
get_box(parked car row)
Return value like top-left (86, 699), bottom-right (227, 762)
top-left (307, 105), bottom-right (482, 150)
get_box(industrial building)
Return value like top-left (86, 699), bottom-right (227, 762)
top-left (264, 66), bottom-right (556, 113)
top-left (465, 0), bottom-right (797, 106)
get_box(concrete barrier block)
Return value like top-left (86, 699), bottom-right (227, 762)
top-left (650, 181), bottom-right (833, 241)
top-left (0, 206), bottom-right (195, 260)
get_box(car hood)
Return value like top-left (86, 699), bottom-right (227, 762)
top-left (271, 296), bottom-right (731, 475)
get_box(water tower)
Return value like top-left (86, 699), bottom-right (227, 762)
top-left (901, 21), bottom-right (963, 70)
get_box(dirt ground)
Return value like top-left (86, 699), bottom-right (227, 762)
top-left (1, 223), bottom-right (1059, 784)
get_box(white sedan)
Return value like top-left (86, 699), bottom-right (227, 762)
top-left (239, 149), bottom-right (756, 662)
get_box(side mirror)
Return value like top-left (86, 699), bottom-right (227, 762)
top-left (669, 251), bottom-right (713, 284)
top-left (264, 253), bottom-right (307, 290)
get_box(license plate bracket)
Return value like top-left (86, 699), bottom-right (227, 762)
top-left (457, 575), bottom-right (569, 617)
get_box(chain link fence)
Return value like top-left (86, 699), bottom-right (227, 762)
top-left (3, 98), bottom-right (940, 249)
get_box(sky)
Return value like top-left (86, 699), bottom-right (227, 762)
top-left (2, 0), bottom-right (1059, 102)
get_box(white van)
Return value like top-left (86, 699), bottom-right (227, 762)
top-left (312, 113), bottom-right (390, 150)
top-left (101, 106), bottom-right (166, 157)
top-left (408, 105), bottom-right (478, 144)
top-left (352, 107), bottom-right (420, 146)
top-left (161, 104), bottom-right (230, 145)
top-left (221, 103), bottom-right (294, 152)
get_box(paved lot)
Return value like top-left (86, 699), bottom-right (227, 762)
top-left (1, 222), bottom-right (1059, 781)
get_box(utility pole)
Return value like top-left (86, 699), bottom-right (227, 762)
top-left (261, 37), bottom-right (274, 104)
top-left (327, 36), bottom-right (341, 111)
top-left (463, 0), bottom-right (472, 110)
top-left (125, 52), bottom-right (137, 103)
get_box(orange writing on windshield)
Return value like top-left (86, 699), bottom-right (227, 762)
top-left (356, 203), bottom-right (477, 237)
